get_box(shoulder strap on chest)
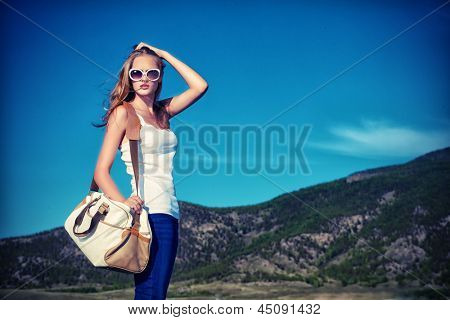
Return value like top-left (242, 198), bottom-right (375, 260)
top-left (122, 101), bottom-right (142, 140)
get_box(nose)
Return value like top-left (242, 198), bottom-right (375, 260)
top-left (141, 73), bottom-right (152, 82)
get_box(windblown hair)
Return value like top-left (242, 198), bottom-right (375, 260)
top-left (93, 45), bottom-right (170, 130)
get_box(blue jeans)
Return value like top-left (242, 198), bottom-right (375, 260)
top-left (134, 213), bottom-right (179, 300)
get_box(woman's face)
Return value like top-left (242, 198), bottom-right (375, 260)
top-left (129, 54), bottom-right (161, 96)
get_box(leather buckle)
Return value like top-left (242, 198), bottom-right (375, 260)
top-left (98, 203), bottom-right (110, 215)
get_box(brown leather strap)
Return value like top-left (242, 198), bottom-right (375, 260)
top-left (73, 196), bottom-right (103, 237)
top-left (122, 227), bottom-right (151, 243)
top-left (73, 195), bottom-right (148, 239)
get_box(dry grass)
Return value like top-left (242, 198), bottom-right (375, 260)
top-left (1, 280), bottom-right (420, 300)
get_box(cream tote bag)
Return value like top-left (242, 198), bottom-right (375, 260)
top-left (64, 102), bottom-right (152, 273)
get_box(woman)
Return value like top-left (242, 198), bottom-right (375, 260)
top-left (93, 42), bottom-right (208, 299)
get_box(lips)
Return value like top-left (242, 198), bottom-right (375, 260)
top-left (140, 85), bottom-right (149, 89)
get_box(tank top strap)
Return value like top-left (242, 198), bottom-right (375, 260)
top-left (122, 101), bottom-right (141, 140)
top-left (134, 112), bottom-right (146, 126)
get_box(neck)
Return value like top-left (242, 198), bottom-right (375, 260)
top-left (131, 94), bottom-right (155, 111)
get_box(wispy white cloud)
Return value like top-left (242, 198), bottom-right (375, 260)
top-left (308, 117), bottom-right (450, 159)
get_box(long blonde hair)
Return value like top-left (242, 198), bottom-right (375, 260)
top-left (93, 45), bottom-right (170, 130)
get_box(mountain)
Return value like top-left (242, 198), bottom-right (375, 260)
top-left (1, 146), bottom-right (449, 298)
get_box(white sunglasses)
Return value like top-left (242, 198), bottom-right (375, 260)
top-left (128, 68), bottom-right (161, 82)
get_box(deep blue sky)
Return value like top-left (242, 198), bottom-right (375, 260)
top-left (1, 0), bottom-right (449, 238)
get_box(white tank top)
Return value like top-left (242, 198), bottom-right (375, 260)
top-left (119, 112), bottom-right (180, 219)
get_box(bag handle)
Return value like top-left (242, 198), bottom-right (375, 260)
top-left (89, 101), bottom-right (142, 199)
top-left (73, 195), bottom-right (102, 237)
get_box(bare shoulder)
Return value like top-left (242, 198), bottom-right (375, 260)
top-left (107, 104), bottom-right (129, 130)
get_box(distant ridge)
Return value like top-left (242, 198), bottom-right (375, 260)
top-left (1, 146), bottom-right (449, 298)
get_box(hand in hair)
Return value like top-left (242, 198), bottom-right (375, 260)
top-left (134, 42), bottom-right (166, 59)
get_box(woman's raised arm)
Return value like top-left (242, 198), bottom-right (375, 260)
top-left (135, 42), bottom-right (208, 117)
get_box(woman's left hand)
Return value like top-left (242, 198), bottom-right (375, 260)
top-left (135, 42), bottom-right (166, 59)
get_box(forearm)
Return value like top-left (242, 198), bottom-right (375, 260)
top-left (161, 50), bottom-right (208, 91)
top-left (94, 169), bottom-right (127, 203)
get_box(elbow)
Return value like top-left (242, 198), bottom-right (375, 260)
top-left (93, 170), bottom-right (102, 187)
top-left (94, 167), bottom-right (109, 183)
top-left (197, 82), bottom-right (208, 94)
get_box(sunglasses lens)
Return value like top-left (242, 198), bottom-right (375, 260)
top-left (130, 69), bottom-right (143, 81)
top-left (147, 70), bottom-right (160, 81)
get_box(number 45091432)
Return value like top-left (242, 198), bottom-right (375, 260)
top-left (257, 303), bottom-right (321, 315)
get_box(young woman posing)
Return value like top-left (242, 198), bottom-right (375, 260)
top-left (93, 42), bottom-right (208, 299)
